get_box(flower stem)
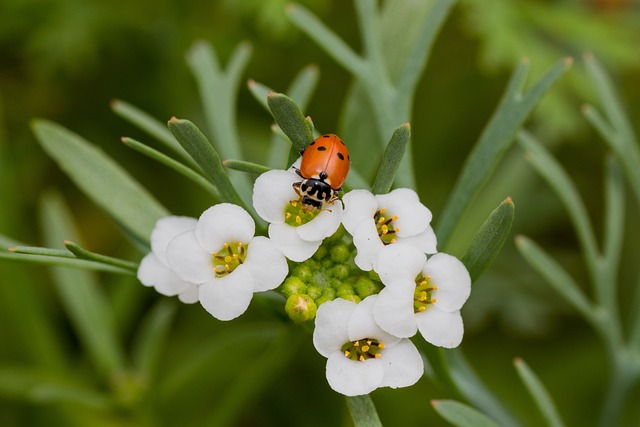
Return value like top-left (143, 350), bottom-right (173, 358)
top-left (346, 395), bottom-right (383, 427)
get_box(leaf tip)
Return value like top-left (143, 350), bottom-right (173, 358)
top-left (110, 99), bottom-right (121, 110)
top-left (580, 103), bottom-right (593, 115)
top-left (583, 50), bottom-right (594, 62)
top-left (514, 234), bottom-right (525, 245)
top-left (285, 3), bottom-right (297, 14)
top-left (513, 356), bottom-right (523, 366)
top-left (564, 56), bottom-right (574, 68)
top-left (520, 56), bottom-right (529, 64)
top-left (7, 247), bottom-right (16, 252)
top-left (247, 79), bottom-right (256, 88)
top-left (431, 400), bottom-right (440, 408)
top-left (503, 196), bottom-right (514, 206)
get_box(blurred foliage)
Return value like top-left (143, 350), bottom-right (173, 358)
top-left (1, 0), bottom-right (640, 426)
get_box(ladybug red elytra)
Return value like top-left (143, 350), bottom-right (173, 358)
top-left (293, 134), bottom-right (350, 210)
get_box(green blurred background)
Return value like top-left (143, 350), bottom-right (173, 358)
top-left (1, 0), bottom-right (639, 425)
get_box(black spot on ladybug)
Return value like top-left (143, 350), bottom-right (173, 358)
top-left (317, 146), bottom-right (327, 151)
top-left (309, 141), bottom-right (316, 146)
top-left (322, 135), bottom-right (330, 138)
top-left (337, 152), bottom-right (345, 160)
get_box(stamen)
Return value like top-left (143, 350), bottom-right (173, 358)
top-left (361, 345), bottom-right (370, 352)
top-left (379, 208), bottom-right (386, 214)
top-left (392, 215), bottom-right (398, 221)
top-left (224, 256), bottom-right (232, 263)
top-left (418, 306), bottom-right (426, 311)
top-left (345, 351), bottom-right (350, 357)
top-left (379, 343), bottom-right (385, 349)
top-left (285, 212), bottom-right (291, 219)
top-left (359, 356), bottom-right (364, 361)
top-left (378, 216), bottom-right (386, 224)
top-left (295, 215), bottom-right (302, 224)
top-left (375, 354), bottom-right (381, 359)
top-left (224, 242), bottom-right (229, 248)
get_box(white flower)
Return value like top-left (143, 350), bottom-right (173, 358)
top-left (313, 296), bottom-right (424, 396)
top-left (342, 188), bottom-right (437, 271)
top-left (373, 244), bottom-right (471, 348)
top-left (252, 169), bottom-right (343, 262)
top-left (166, 203), bottom-right (288, 320)
top-left (137, 216), bottom-right (200, 303)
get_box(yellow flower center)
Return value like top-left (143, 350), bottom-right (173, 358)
top-left (211, 241), bottom-right (247, 278)
top-left (341, 338), bottom-right (384, 361)
top-left (285, 199), bottom-right (321, 227)
top-left (413, 274), bottom-right (437, 313)
top-left (374, 208), bottom-right (399, 245)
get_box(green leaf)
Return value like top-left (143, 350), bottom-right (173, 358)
top-left (110, 99), bottom-right (193, 164)
top-left (223, 159), bottom-right (271, 175)
top-left (436, 58), bottom-right (571, 248)
top-left (515, 235), bottom-right (594, 321)
top-left (518, 130), bottom-right (600, 265)
top-left (122, 136), bottom-right (220, 200)
top-left (39, 191), bottom-right (125, 376)
top-left (513, 358), bottom-right (565, 427)
top-left (603, 157), bottom-right (625, 274)
top-left (31, 119), bottom-right (169, 244)
top-left (131, 300), bottom-right (176, 379)
top-left (287, 64), bottom-right (320, 111)
top-left (0, 233), bottom-right (24, 248)
top-left (461, 197), bottom-right (514, 283)
top-left (168, 118), bottom-right (244, 207)
top-left (432, 400), bottom-right (501, 427)
top-left (8, 246), bottom-right (73, 258)
top-left (446, 350), bottom-right (522, 427)
top-left (371, 123), bottom-right (411, 194)
top-left (64, 240), bottom-right (138, 271)
top-left (267, 92), bottom-right (314, 151)
top-left (0, 251), bottom-right (136, 275)
top-left (346, 395), bottom-right (383, 427)
top-left (247, 79), bottom-right (272, 110)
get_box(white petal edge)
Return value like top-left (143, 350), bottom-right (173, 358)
top-left (424, 253), bottom-right (471, 312)
top-left (375, 243), bottom-right (426, 285)
top-left (396, 225), bottom-right (438, 255)
top-left (253, 170), bottom-right (300, 223)
top-left (268, 222), bottom-right (321, 262)
top-left (296, 201), bottom-right (343, 242)
top-left (326, 352), bottom-right (384, 396)
top-left (373, 284), bottom-right (418, 338)
top-left (198, 266), bottom-right (255, 321)
top-left (352, 219), bottom-right (384, 271)
top-left (313, 299), bottom-right (356, 357)
top-left (138, 253), bottom-right (163, 287)
top-left (243, 236), bottom-right (288, 292)
top-left (375, 188), bottom-right (431, 237)
top-left (196, 203), bottom-right (255, 253)
top-left (178, 285), bottom-right (199, 304)
top-left (166, 231), bottom-right (213, 284)
top-left (342, 189), bottom-right (378, 234)
top-left (347, 295), bottom-right (400, 348)
top-left (379, 338), bottom-right (424, 388)
top-left (150, 216), bottom-right (198, 267)
top-left (416, 308), bottom-right (464, 348)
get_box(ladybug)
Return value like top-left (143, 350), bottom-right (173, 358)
top-left (293, 134), bottom-right (350, 211)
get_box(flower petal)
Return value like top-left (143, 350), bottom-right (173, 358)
top-left (253, 170), bottom-right (299, 223)
top-left (151, 216), bottom-right (197, 267)
top-left (268, 222), bottom-right (321, 262)
top-left (166, 230), bottom-right (213, 284)
top-left (379, 338), bottom-right (424, 388)
top-left (424, 253), bottom-right (471, 311)
top-left (347, 296), bottom-right (400, 348)
top-left (178, 285), bottom-right (199, 304)
top-left (198, 266), bottom-right (255, 321)
top-left (373, 284), bottom-right (418, 338)
top-left (243, 236), bottom-right (288, 292)
top-left (138, 253), bottom-right (163, 287)
top-left (342, 189), bottom-right (378, 234)
top-left (313, 298), bottom-right (355, 357)
top-left (375, 243), bottom-right (426, 284)
top-left (375, 188), bottom-right (431, 237)
top-left (352, 219), bottom-right (384, 271)
top-left (296, 201), bottom-right (343, 242)
top-left (396, 225), bottom-right (437, 254)
top-left (416, 308), bottom-right (464, 348)
top-left (326, 352), bottom-right (384, 396)
top-left (196, 204), bottom-right (255, 253)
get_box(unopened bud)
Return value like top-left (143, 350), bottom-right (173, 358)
top-left (285, 294), bottom-right (318, 322)
top-left (281, 276), bottom-right (307, 298)
top-left (330, 243), bottom-right (350, 263)
top-left (307, 285), bottom-right (322, 300)
top-left (355, 276), bottom-right (382, 298)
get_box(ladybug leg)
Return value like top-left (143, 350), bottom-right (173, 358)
top-left (298, 148), bottom-right (305, 156)
top-left (292, 181), bottom-right (302, 197)
top-left (294, 168), bottom-right (303, 178)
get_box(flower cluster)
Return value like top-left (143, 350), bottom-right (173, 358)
top-left (137, 163), bottom-right (471, 396)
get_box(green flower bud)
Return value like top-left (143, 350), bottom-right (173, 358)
top-left (285, 294), bottom-right (317, 322)
top-left (330, 243), bottom-right (350, 263)
top-left (322, 286), bottom-right (336, 299)
top-left (312, 245), bottom-right (329, 260)
top-left (325, 225), bottom-right (346, 243)
top-left (315, 294), bottom-right (334, 306)
top-left (340, 294), bottom-right (361, 304)
top-left (368, 270), bottom-right (381, 282)
top-left (331, 264), bottom-right (350, 280)
top-left (355, 276), bottom-right (382, 298)
top-left (292, 264), bottom-right (313, 282)
top-left (307, 285), bottom-right (322, 300)
top-left (281, 276), bottom-right (307, 298)
top-left (336, 283), bottom-right (355, 298)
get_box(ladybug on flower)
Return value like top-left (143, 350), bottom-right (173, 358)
top-left (293, 134), bottom-right (350, 211)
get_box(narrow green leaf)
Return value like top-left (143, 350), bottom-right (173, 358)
top-left (223, 159), bottom-right (271, 175)
top-left (436, 58), bottom-right (571, 248)
top-left (371, 123), bottom-right (411, 194)
top-left (9, 246), bottom-right (74, 258)
top-left (110, 99), bottom-right (192, 163)
top-left (168, 118), bottom-right (244, 207)
top-left (515, 235), bottom-right (594, 321)
top-left (603, 157), bottom-right (625, 273)
top-left (0, 233), bottom-right (24, 248)
top-left (518, 130), bottom-right (600, 264)
top-left (513, 358), bottom-right (565, 427)
top-left (355, 0), bottom-right (389, 85)
top-left (247, 79), bottom-right (272, 110)
top-left (40, 191), bottom-right (125, 376)
top-left (31, 120), bottom-right (169, 244)
top-left (286, 4), bottom-right (368, 80)
top-left (122, 136), bottom-right (221, 200)
top-left (267, 92), bottom-right (314, 151)
top-left (346, 395), bottom-right (383, 427)
top-left (64, 240), bottom-right (138, 271)
top-left (0, 251), bottom-right (135, 275)
top-left (432, 400), bottom-right (501, 427)
top-left (288, 64), bottom-right (320, 110)
top-left (131, 300), bottom-right (176, 379)
top-left (461, 197), bottom-right (514, 282)
top-left (446, 350), bottom-right (522, 427)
